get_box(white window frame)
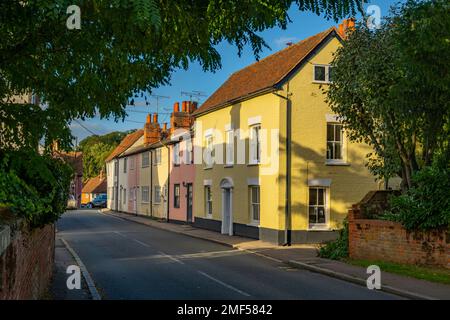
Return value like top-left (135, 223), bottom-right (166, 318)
top-left (313, 64), bottom-right (332, 83)
top-left (174, 184), bottom-right (180, 208)
top-left (225, 129), bottom-right (234, 167)
top-left (308, 187), bottom-right (330, 230)
top-left (205, 186), bottom-right (212, 217)
top-left (204, 134), bottom-right (214, 169)
top-left (326, 122), bottom-right (346, 164)
top-left (249, 185), bottom-right (260, 225)
top-left (249, 124), bottom-right (261, 165)
top-left (173, 143), bottom-right (180, 166)
top-left (141, 186), bottom-right (149, 203)
top-left (141, 152), bottom-right (150, 168)
top-left (154, 185), bottom-right (161, 204)
top-left (155, 149), bottom-right (162, 165)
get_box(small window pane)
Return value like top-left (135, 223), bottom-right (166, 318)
top-left (317, 207), bottom-right (326, 223)
top-left (309, 188), bottom-right (317, 205)
top-left (318, 188), bottom-right (324, 205)
top-left (309, 207), bottom-right (317, 223)
top-left (314, 66), bottom-right (326, 82)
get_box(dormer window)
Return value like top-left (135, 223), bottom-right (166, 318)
top-left (313, 65), bottom-right (332, 83)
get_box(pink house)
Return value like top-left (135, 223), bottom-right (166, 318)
top-left (168, 101), bottom-right (196, 223)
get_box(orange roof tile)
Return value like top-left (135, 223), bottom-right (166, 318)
top-left (194, 27), bottom-right (341, 116)
top-left (105, 129), bottom-right (144, 162)
top-left (82, 175), bottom-right (107, 194)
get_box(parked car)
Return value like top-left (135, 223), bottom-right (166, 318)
top-left (67, 195), bottom-right (77, 210)
top-left (86, 194), bottom-right (107, 209)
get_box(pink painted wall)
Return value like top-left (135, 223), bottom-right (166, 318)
top-left (169, 142), bottom-right (195, 223)
top-left (127, 155), bottom-right (140, 213)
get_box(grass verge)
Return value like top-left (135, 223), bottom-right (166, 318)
top-left (345, 259), bottom-right (450, 285)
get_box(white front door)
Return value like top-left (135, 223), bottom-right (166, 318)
top-left (221, 188), bottom-right (233, 236)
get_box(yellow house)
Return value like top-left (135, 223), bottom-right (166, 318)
top-left (192, 25), bottom-right (381, 244)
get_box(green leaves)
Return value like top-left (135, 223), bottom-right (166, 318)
top-left (326, 0), bottom-right (450, 189)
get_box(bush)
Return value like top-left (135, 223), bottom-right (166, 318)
top-left (318, 219), bottom-right (349, 260)
top-left (383, 166), bottom-right (450, 231)
top-left (0, 150), bottom-right (73, 228)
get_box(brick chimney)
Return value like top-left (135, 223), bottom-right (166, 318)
top-left (337, 18), bottom-right (355, 39)
top-left (144, 113), bottom-right (161, 145)
top-left (170, 101), bottom-right (194, 135)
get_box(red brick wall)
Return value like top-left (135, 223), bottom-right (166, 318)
top-left (0, 222), bottom-right (55, 299)
top-left (348, 205), bottom-right (450, 269)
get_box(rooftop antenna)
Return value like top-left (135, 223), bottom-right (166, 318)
top-left (181, 90), bottom-right (207, 103)
top-left (151, 94), bottom-right (170, 114)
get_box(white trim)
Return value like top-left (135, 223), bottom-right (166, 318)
top-left (203, 179), bottom-right (212, 186)
top-left (224, 123), bottom-right (233, 131)
top-left (325, 160), bottom-right (350, 166)
top-left (325, 114), bottom-right (339, 122)
top-left (308, 178), bottom-right (332, 187)
top-left (312, 64), bottom-right (332, 84)
top-left (247, 116), bottom-right (262, 126)
top-left (247, 178), bottom-right (259, 186)
top-left (204, 128), bottom-right (213, 137)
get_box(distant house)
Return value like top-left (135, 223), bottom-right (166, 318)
top-left (81, 173), bottom-right (107, 205)
top-left (54, 150), bottom-right (83, 208)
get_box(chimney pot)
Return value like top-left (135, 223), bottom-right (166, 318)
top-left (163, 123), bottom-right (167, 131)
top-left (182, 101), bottom-right (187, 112)
top-left (174, 102), bottom-right (180, 112)
top-left (153, 113), bottom-right (158, 123)
top-left (146, 114), bottom-right (151, 123)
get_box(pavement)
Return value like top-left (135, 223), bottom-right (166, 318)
top-left (55, 209), bottom-right (403, 299)
top-left (102, 209), bottom-right (450, 300)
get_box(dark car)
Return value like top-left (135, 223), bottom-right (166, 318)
top-left (86, 194), bottom-right (107, 209)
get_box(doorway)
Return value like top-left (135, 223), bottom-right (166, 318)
top-left (220, 178), bottom-right (234, 236)
top-left (186, 183), bottom-right (193, 223)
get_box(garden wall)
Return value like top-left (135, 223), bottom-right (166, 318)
top-left (0, 217), bottom-right (55, 299)
top-left (348, 191), bottom-right (450, 269)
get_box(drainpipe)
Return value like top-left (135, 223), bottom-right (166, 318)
top-left (272, 83), bottom-right (292, 246)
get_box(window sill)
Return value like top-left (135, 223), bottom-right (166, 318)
top-left (205, 215), bottom-right (213, 219)
top-left (247, 162), bottom-right (260, 167)
top-left (204, 166), bottom-right (213, 170)
top-left (247, 222), bottom-right (260, 227)
top-left (312, 81), bottom-right (331, 85)
top-left (308, 225), bottom-right (331, 231)
top-left (325, 161), bottom-right (350, 166)
top-left (224, 164), bottom-right (234, 168)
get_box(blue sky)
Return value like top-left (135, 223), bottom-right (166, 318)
top-left (70, 0), bottom-right (402, 143)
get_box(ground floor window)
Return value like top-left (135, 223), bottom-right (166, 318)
top-left (249, 186), bottom-right (260, 224)
top-left (308, 187), bottom-right (327, 226)
top-left (123, 188), bottom-right (127, 204)
top-left (205, 186), bottom-right (212, 217)
top-left (141, 186), bottom-right (149, 203)
top-left (174, 184), bottom-right (180, 208)
top-left (154, 186), bottom-right (161, 204)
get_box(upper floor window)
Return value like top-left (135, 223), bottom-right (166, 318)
top-left (173, 143), bottom-right (180, 166)
top-left (326, 123), bottom-right (343, 161)
top-left (205, 135), bottom-right (214, 168)
top-left (142, 152), bottom-right (149, 167)
top-left (225, 130), bottom-right (234, 166)
top-left (249, 124), bottom-right (261, 165)
top-left (313, 65), bottom-right (332, 83)
top-left (123, 158), bottom-right (127, 173)
top-left (130, 157), bottom-right (135, 170)
top-left (154, 148), bottom-right (162, 165)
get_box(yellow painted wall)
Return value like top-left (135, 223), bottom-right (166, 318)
top-left (151, 146), bottom-right (169, 219)
top-left (284, 36), bottom-right (379, 230)
top-left (137, 150), bottom-right (151, 216)
top-left (193, 93), bottom-right (282, 229)
top-left (193, 33), bottom-right (379, 235)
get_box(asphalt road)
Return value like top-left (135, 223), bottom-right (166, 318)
top-left (56, 210), bottom-right (402, 300)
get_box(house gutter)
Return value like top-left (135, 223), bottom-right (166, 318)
top-left (272, 83), bottom-right (292, 246)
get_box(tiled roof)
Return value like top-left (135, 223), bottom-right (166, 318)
top-left (56, 151), bottom-right (83, 176)
top-left (82, 175), bottom-right (107, 194)
top-left (193, 27), bottom-right (340, 116)
top-left (105, 129), bottom-right (144, 162)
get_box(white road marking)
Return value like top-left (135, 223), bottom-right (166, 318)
top-left (158, 251), bottom-right (185, 265)
top-left (197, 271), bottom-right (251, 297)
top-left (133, 239), bottom-right (151, 248)
top-left (61, 238), bottom-right (102, 300)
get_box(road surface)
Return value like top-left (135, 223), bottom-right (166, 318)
top-left (56, 210), bottom-right (401, 300)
